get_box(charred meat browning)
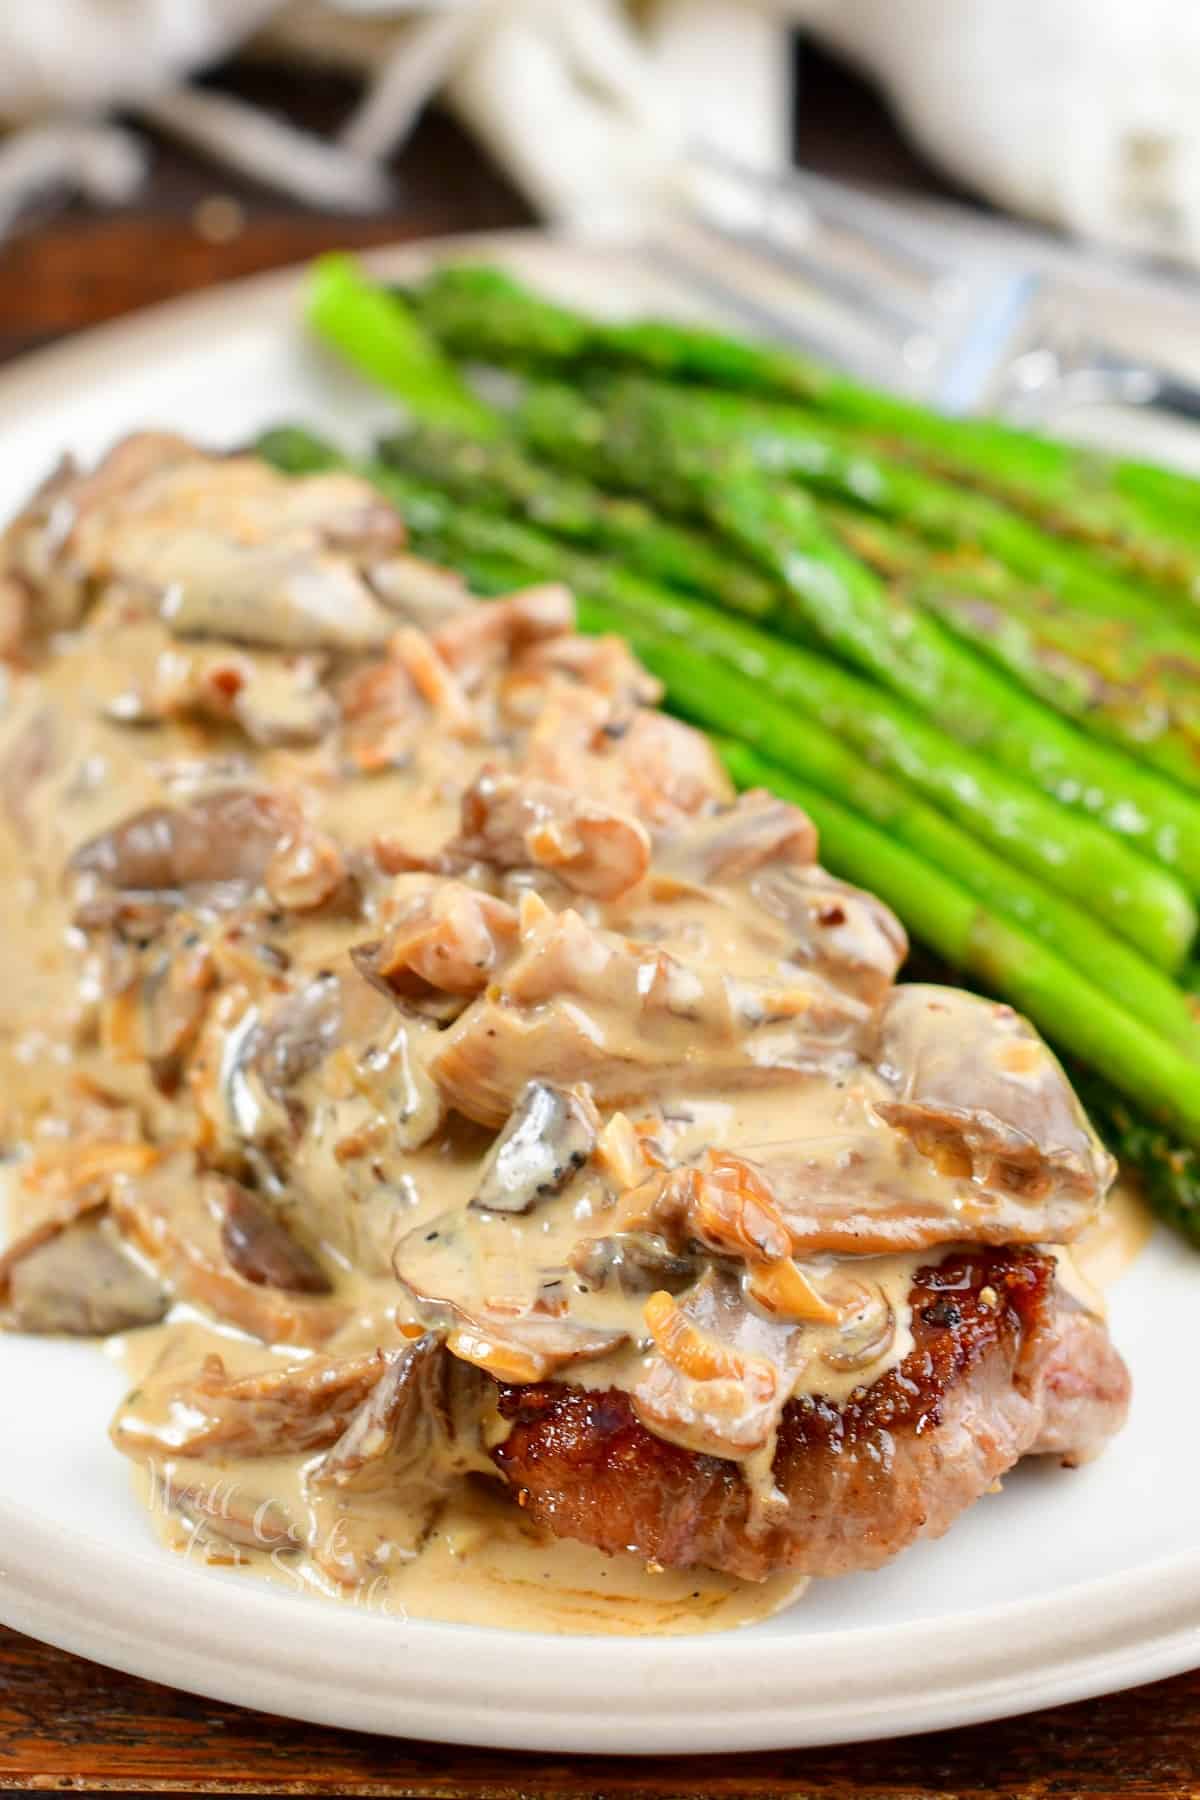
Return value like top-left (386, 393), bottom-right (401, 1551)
top-left (495, 1249), bottom-right (1130, 1580)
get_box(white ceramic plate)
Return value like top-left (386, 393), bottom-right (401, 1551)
top-left (1, 234), bottom-right (1198, 1754)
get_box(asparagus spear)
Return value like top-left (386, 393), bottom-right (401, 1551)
top-left (823, 499), bottom-right (1200, 701)
top-left (299, 266), bottom-right (1200, 828)
top-left (524, 374), bottom-right (1170, 622)
top-left (578, 600), bottom-right (1200, 1053)
top-left (819, 502), bottom-right (1200, 787)
top-left (374, 426), bottom-right (780, 620)
top-left (411, 262), bottom-right (1200, 594)
top-left (307, 255), bottom-right (499, 438)
top-left (909, 577), bottom-right (1200, 790)
top-left (716, 739), bottom-right (1200, 1148)
top-left (253, 424), bottom-right (1197, 966)
top-left (515, 380), bottom-right (1200, 892)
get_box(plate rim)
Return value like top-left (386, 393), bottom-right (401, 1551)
top-left (5, 1492), bottom-right (1200, 1752)
top-left (1, 229), bottom-right (1197, 1751)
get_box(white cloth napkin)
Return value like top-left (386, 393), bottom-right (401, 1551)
top-left (6, 0), bottom-right (1200, 268)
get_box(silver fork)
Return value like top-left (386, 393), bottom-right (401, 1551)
top-left (648, 147), bottom-right (1200, 430)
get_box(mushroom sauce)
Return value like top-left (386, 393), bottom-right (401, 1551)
top-left (0, 438), bottom-right (1136, 1633)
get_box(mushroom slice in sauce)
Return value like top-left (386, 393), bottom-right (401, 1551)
top-left (250, 972), bottom-right (347, 1099)
top-left (432, 583), bottom-right (574, 687)
top-left (5, 1214), bottom-right (167, 1336)
top-left (369, 554), bottom-right (473, 629)
top-left (624, 1108), bottom-right (1103, 1262)
top-left (431, 898), bottom-right (872, 1129)
top-left (633, 1269), bottom-right (802, 1463)
top-left (506, 625), bottom-right (661, 709)
top-left (358, 880), bottom-right (519, 1003)
top-left (519, 688), bottom-right (727, 830)
top-left (111, 1161), bottom-right (346, 1346)
top-left (750, 867), bottom-right (908, 1009)
top-left (569, 1231), bottom-right (698, 1296)
top-left (652, 789), bottom-right (819, 887)
top-left (618, 1152), bottom-right (793, 1265)
top-left (874, 985), bottom-right (1115, 1222)
top-left (453, 769), bottom-right (651, 901)
top-left (101, 625), bottom-right (338, 748)
top-left (220, 1183), bottom-right (333, 1294)
top-left (170, 1479), bottom-right (299, 1556)
top-left (394, 1211), bottom-right (627, 1383)
top-left (103, 914), bottom-right (216, 1085)
top-left (0, 435), bottom-right (196, 632)
top-left (817, 1279), bottom-right (896, 1375)
top-left (69, 789), bottom-right (354, 921)
top-left (158, 542), bottom-right (393, 652)
top-left (228, 967), bottom-right (395, 1138)
top-left (471, 1080), bottom-right (599, 1215)
top-left (69, 789), bottom-right (299, 898)
top-left (306, 1332), bottom-right (494, 1586)
top-left (13, 443), bottom-right (404, 649)
top-left (112, 1347), bottom-right (393, 1461)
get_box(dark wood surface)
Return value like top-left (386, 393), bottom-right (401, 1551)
top-left (0, 49), bottom-right (1190, 1799)
top-left (0, 1617), bottom-right (1193, 1797)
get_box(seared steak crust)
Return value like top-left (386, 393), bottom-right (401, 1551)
top-left (494, 1249), bottom-right (1128, 1581)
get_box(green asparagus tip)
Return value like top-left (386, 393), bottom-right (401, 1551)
top-left (306, 254), bottom-right (500, 439)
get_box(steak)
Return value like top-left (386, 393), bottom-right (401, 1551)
top-left (494, 1248), bottom-right (1130, 1581)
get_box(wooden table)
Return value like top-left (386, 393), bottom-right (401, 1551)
top-left (0, 51), bottom-right (1191, 1799)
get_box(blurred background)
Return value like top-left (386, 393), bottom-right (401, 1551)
top-left (5, 0), bottom-right (1200, 374)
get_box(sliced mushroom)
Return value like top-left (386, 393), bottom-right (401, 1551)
top-left (632, 1268), bottom-right (804, 1461)
top-left (369, 553), bottom-right (472, 629)
top-left (453, 769), bottom-right (651, 901)
top-left (431, 897), bottom-right (872, 1129)
top-left (111, 1161), bottom-right (346, 1346)
top-left (652, 789), bottom-right (818, 887)
top-left (516, 686), bottom-right (726, 829)
top-left (69, 789), bottom-right (298, 897)
top-left (394, 1210), bottom-right (626, 1383)
top-left (221, 1183), bottom-right (333, 1295)
top-left (171, 1478), bottom-right (298, 1555)
top-left (508, 622), bottom-right (661, 707)
top-left (0, 435), bottom-right (196, 632)
top-left (105, 916), bottom-right (216, 1084)
top-left (306, 1332), bottom-right (492, 1587)
top-left (103, 630), bottom-right (338, 748)
top-left (5, 1214), bottom-right (167, 1336)
top-left (432, 584), bottom-right (574, 687)
top-left (7, 439), bottom-right (404, 647)
top-left (251, 972), bottom-right (347, 1099)
top-left (875, 984), bottom-right (1116, 1225)
top-left (354, 880), bottom-right (518, 1006)
top-left (819, 1281), bottom-right (896, 1375)
top-left (70, 789), bottom-right (354, 923)
top-left (159, 540), bottom-right (393, 654)
top-left (569, 1231), bottom-right (697, 1296)
top-left (311, 1336), bottom-right (449, 1491)
top-left (112, 1347), bottom-right (393, 1461)
top-left (471, 1080), bottom-right (599, 1215)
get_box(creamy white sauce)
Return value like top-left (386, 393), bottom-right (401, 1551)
top-left (0, 443), bottom-right (1136, 1635)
